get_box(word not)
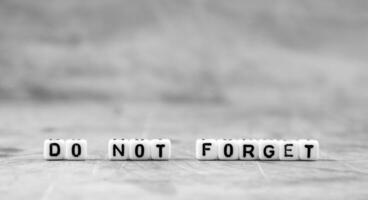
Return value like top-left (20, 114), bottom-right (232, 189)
top-left (196, 139), bottom-right (319, 161)
top-left (108, 138), bottom-right (171, 160)
top-left (44, 138), bottom-right (171, 160)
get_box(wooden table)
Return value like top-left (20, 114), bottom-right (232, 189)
top-left (0, 102), bottom-right (367, 200)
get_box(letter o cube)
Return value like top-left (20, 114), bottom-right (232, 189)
top-left (218, 139), bottom-right (239, 160)
top-left (65, 139), bottom-right (87, 160)
top-left (129, 139), bottom-right (151, 160)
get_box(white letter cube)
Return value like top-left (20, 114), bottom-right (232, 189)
top-left (238, 139), bottom-right (259, 160)
top-left (129, 139), bottom-right (151, 160)
top-left (196, 139), bottom-right (218, 160)
top-left (150, 139), bottom-right (171, 160)
top-left (259, 139), bottom-right (280, 160)
top-left (299, 139), bottom-right (319, 160)
top-left (44, 139), bottom-right (65, 160)
top-left (279, 140), bottom-right (299, 160)
top-left (108, 139), bottom-right (130, 160)
top-left (65, 139), bottom-right (87, 160)
top-left (217, 139), bottom-right (239, 160)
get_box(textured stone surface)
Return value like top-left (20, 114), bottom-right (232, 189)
top-left (0, 102), bottom-right (367, 199)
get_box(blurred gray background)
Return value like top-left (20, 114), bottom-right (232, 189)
top-left (1, 0), bottom-right (367, 107)
top-left (1, 1), bottom-right (368, 199)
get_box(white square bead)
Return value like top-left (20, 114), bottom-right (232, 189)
top-left (108, 138), bottom-right (130, 160)
top-left (65, 139), bottom-right (87, 160)
top-left (299, 139), bottom-right (319, 160)
top-left (43, 139), bottom-right (65, 160)
top-left (279, 140), bottom-right (299, 160)
top-left (238, 139), bottom-right (259, 160)
top-left (150, 139), bottom-right (171, 160)
top-left (217, 139), bottom-right (239, 160)
top-left (129, 139), bottom-right (151, 160)
top-left (195, 139), bottom-right (218, 160)
top-left (259, 139), bottom-right (280, 160)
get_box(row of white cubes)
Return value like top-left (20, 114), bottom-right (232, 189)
top-left (44, 138), bottom-right (319, 161)
top-left (44, 139), bottom-right (171, 160)
top-left (196, 139), bottom-right (319, 160)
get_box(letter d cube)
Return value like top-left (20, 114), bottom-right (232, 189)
top-left (44, 139), bottom-right (65, 160)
